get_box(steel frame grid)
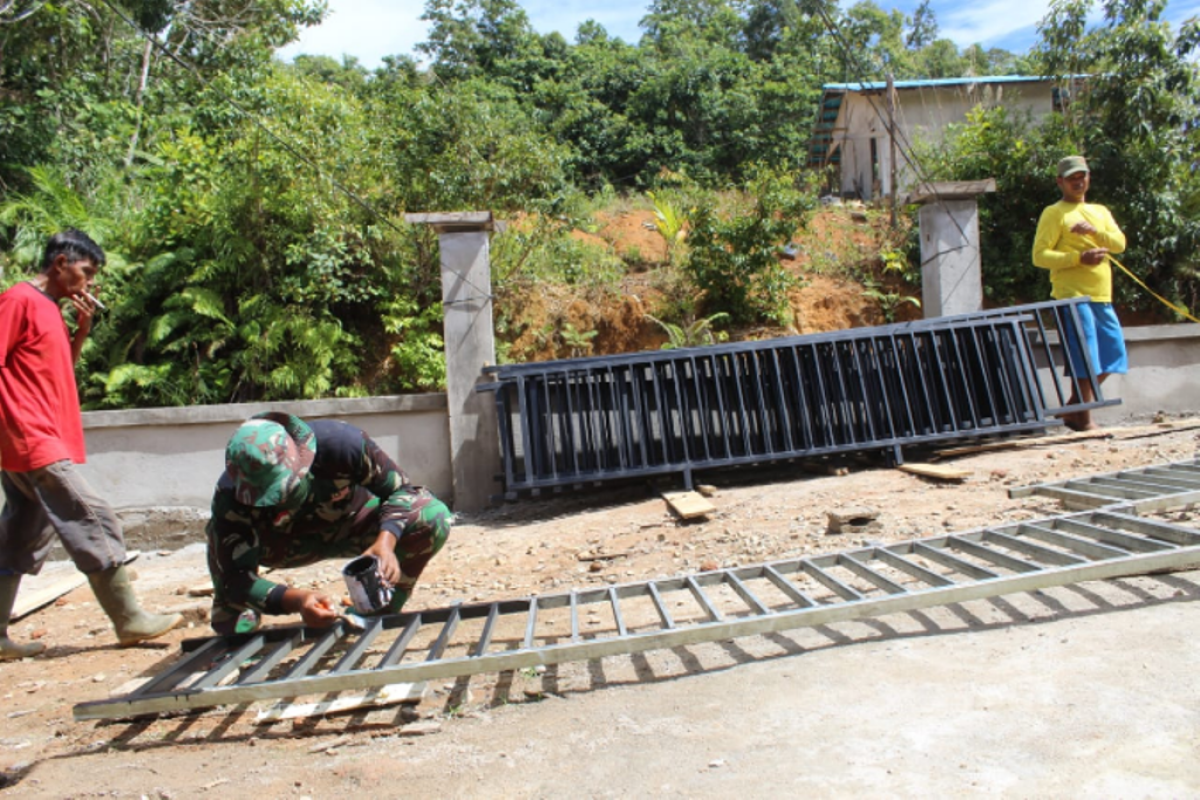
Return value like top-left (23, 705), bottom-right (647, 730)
top-left (481, 299), bottom-right (1115, 498)
top-left (73, 498), bottom-right (1200, 722)
top-left (1009, 458), bottom-right (1200, 512)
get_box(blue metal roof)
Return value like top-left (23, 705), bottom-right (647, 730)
top-left (822, 75), bottom-right (1053, 92)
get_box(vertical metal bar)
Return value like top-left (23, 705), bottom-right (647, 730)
top-left (886, 333), bottom-right (918, 437)
top-left (801, 559), bottom-right (864, 600)
top-left (131, 637), bottom-right (231, 697)
top-left (694, 354), bottom-right (718, 461)
top-left (523, 597), bottom-right (539, 650)
top-left (1024, 308), bottom-right (1058, 410)
top-left (236, 629), bottom-right (307, 685)
top-left (920, 329), bottom-right (957, 433)
top-left (941, 536), bottom-right (1044, 573)
top-left (872, 548), bottom-right (955, 587)
top-left (646, 581), bottom-right (676, 629)
top-left (561, 369), bottom-right (581, 478)
top-left (608, 586), bottom-right (627, 636)
top-left (806, 342), bottom-right (835, 447)
top-left (728, 351), bottom-right (754, 457)
top-left (379, 613), bottom-right (424, 668)
top-left (965, 325), bottom-right (1001, 427)
top-left (283, 626), bottom-right (349, 680)
top-left (647, 360), bottom-right (672, 466)
top-left (489, 386), bottom-right (517, 491)
top-left (724, 572), bottom-right (772, 615)
top-left (570, 590), bottom-right (581, 643)
top-left (331, 618), bottom-right (386, 673)
top-left (786, 345), bottom-right (816, 450)
top-left (763, 564), bottom-right (817, 607)
top-left (767, 349), bottom-right (796, 452)
top-left (746, 349), bottom-right (771, 454)
top-left (539, 374), bottom-right (559, 482)
top-left (515, 375), bottom-right (537, 489)
top-left (471, 602), bottom-right (501, 657)
top-left (910, 542), bottom-right (999, 579)
top-left (630, 364), bottom-right (651, 471)
top-left (685, 576), bottom-right (723, 621)
top-left (425, 604), bottom-right (462, 662)
top-left (712, 352), bottom-right (735, 459)
top-left (837, 552), bottom-right (908, 595)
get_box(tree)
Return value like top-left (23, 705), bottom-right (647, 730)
top-left (905, 0), bottom-right (937, 49)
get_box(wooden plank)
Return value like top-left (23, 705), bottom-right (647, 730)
top-left (13, 551), bottom-right (140, 621)
top-left (934, 429), bottom-right (1112, 458)
top-left (661, 490), bottom-right (716, 520)
top-left (898, 463), bottom-right (972, 482)
top-left (255, 682), bottom-right (427, 722)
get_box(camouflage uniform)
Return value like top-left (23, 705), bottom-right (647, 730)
top-left (206, 412), bottom-right (451, 635)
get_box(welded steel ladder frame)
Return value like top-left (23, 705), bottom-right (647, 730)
top-left (1010, 458), bottom-right (1200, 511)
top-left (74, 502), bottom-right (1200, 721)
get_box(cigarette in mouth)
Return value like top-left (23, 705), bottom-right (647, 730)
top-left (84, 292), bottom-right (107, 310)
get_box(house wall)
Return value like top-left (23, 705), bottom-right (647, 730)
top-left (836, 82), bottom-right (1057, 200)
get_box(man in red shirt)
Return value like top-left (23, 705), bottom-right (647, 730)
top-left (0, 229), bottom-right (180, 660)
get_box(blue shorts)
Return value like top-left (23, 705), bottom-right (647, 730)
top-left (1058, 301), bottom-right (1128, 378)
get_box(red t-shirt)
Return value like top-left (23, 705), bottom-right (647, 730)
top-left (0, 281), bottom-right (86, 471)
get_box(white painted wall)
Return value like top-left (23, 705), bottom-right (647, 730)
top-left (834, 81), bottom-right (1057, 200)
top-left (78, 394), bottom-right (452, 512)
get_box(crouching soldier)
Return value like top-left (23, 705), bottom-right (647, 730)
top-left (206, 412), bottom-right (452, 635)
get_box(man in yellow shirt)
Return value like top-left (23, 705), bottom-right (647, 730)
top-left (1032, 155), bottom-right (1128, 431)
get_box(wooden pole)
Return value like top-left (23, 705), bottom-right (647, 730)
top-left (887, 72), bottom-right (898, 228)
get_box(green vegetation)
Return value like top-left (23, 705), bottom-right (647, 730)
top-left (0, 0), bottom-right (1196, 408)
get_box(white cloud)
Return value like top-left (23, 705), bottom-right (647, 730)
top-left (937, 0), bottom-right (1051, 47)
top-left (277, 0), bottom-right (431, 68)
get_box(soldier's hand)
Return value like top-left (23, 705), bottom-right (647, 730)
top-left (284, 588), bottom-right (340, 628)
top-left (364, 532), bottom-right (401, 585)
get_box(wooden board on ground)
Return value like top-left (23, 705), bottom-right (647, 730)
top-left (13, 551), bottom-right (140, 621)
top-left (256, 682), bottom-right (427, 722)
top-left (898, 463), bottom-right (972, 482)
top-left (933, 429), bottom-right (1112, 459)
top-left (661, 490), bottom-right (716, 520)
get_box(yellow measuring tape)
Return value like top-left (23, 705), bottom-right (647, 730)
top-left (1107, 254), bottom-right (1199, 324)
top-left (1079, 227), bottom-right (1199, 323)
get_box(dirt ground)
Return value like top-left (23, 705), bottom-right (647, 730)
top-left (2, 417), bottom-right (1199, 798)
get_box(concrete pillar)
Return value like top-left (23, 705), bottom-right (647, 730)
top-left (907, 180), bottom-right (996, 318)
top-left (405, 212), bottom-right (501, 512)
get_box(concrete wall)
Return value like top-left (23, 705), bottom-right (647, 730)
top-left (79, 393), bottom-right (450, 511)
top-left (1095, 324), bottom-right (1200, 424)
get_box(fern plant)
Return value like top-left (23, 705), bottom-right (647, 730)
top-left (645, 312), bottom-right (730, 349)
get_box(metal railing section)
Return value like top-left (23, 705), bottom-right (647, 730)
top-left (479, 298), bottom-right (1116, 497)
top-left (73, 504), bottom-right (1200, 721)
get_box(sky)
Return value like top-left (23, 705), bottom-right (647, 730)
top-left (277, 0), bottom-right (1200, 71)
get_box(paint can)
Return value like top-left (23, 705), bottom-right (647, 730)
top-left (342, 554), bottom-right (394, 615)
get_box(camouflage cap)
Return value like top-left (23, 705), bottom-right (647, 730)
top-left (224, 412), bottom-right (316, 507)
top-left (1057, 155), bottom-right (1089, 177)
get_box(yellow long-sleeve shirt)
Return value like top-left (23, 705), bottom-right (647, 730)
top-left (1031, 200), bottom-right (1126, 303)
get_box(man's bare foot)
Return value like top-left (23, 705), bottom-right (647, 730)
top-left (1062, 413), bottom-right (1101, 432)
